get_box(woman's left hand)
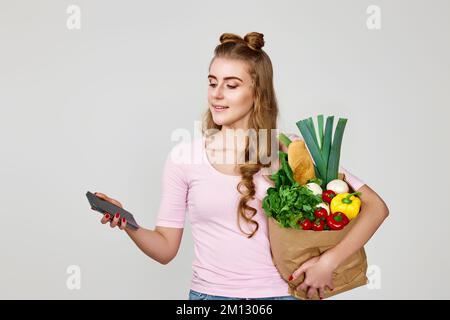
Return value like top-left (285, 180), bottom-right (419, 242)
top-left (290, 254), bottom-right (337, 299)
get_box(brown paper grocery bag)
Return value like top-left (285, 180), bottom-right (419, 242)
top-left (268, 216), bottom-right (368, 300)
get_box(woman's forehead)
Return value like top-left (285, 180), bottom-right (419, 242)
top-left (209, 58), bottom-right (251, 81)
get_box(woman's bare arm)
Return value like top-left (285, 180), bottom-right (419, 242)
top-left (124, 226), bottom-right (183, 265)
top-left (321, 184), bottom-right (389, 269)
top-left (95, 192), bottom-right (183, 265)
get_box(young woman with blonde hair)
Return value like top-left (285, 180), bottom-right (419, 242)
top-left (94, 32), bottom-right (389, 300)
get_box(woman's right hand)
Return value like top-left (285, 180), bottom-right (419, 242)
top-left (93, 192), bottom-right (128, 230)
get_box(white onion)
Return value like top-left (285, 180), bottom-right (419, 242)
top-left (306, 183), bottom-right (322, 196)
top-left (326, 179), bottom-right (349, 194)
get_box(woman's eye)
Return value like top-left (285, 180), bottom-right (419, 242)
top-left (208, 83), bottom-right (237, 89)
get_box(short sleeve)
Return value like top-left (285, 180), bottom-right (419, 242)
top-left (339, 166), bottom-right (366, 192)
top-left (155, 145), bottom-right (189, 228)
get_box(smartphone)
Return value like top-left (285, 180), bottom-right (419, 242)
top-left (86, 191), bottom-right (139, 230)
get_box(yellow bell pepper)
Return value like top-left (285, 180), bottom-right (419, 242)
top-left (330, 192), bottom-right (362, 220)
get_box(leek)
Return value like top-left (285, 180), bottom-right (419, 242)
top-left (296, 115), bottom-right (348, 188)
top-left (318, 114), bottom-right (324, 149)
top-left (326, 118), bottom-right (347, 182)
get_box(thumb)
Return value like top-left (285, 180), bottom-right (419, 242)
top-left (95, 192), bottom-right (123, 208)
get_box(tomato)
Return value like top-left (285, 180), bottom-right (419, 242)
top-left (314, 208), bottom-right (328, 219)
top-left (322, 190), bottom-right (337, 203)
top-left (312, 219), bottom-right (325, 231)
top-left (299, 219), bottom-right (312, 230)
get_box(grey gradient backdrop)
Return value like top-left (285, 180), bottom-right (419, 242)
top-left (1, 0), bottom-right (449, 299)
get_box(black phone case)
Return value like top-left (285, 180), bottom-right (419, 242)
top-left (86, 191), bottom-right (139, 230)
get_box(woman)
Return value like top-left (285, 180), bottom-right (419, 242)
top-left (94, 32), bottom-right (389, 300)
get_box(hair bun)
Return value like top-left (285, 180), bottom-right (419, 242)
top-left (244, 32), bottom-right (264, 51)
top-left (219, 33), bottom-right (244, 44)
top-left (219, 32), bottom-right (265, 51)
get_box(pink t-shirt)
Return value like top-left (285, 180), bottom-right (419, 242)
top-left (155, 134), bottom-right (365, 298)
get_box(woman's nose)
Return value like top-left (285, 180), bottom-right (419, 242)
top-left (212, 85), bottom-right (224, 99)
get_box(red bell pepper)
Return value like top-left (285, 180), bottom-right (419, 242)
top-left (326, 212), bottom-right (349, 230)
top-left (341, 213), bottom-right (350, 226)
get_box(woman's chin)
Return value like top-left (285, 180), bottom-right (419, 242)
top-left (211, 115), bottom-right (232, 126)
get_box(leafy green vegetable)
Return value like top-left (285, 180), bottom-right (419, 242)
top-left (278, 133), bottom-right (292, 148)
top-left (262, 151), bottom-right (322, 228)
top-left (262, 184), bottom-right (322, 229)
top-left (270, 151), bottom-right (296, 189)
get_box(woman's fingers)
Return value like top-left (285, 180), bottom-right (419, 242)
top-left (119, 217), bottom-right (127, 230)
top-left (297, 283), bottom-right (323, 300)
top-left (101, 213), bottom-right (111, 224)
top-left (94, 193), bottom-right (125, 230)
top-left (100, 212), bottom-right (126, 230)
top-left (307, 286), bottom-right (318, 300)
top-left (110, 212), bottom-right (121, 228)
top-left (296, 282), bottom-right (308, 292)
top-left (326, 283), bottom-right (334, 292)
top-left (318, 287), bottom-right (325, 300)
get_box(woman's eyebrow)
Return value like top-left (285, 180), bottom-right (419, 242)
top-left (208, 75), bottom-right (243, 82)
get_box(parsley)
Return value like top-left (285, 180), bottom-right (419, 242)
top-left (262, 151), bottom-right (322, 229)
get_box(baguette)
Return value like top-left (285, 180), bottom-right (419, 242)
top-left (287, 140), bottom-right (316, 186)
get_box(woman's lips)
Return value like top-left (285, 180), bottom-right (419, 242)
top-left (212, 105), bottom-right (229, 112)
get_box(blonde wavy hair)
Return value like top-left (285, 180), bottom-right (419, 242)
top-left (202, 32), bottom-right (279, 238)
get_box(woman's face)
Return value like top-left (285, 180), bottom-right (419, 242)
top-left (208, 58), bottom-right (254, 130)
